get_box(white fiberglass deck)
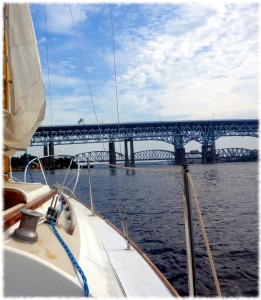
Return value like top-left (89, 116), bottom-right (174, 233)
top-left (72, 199), bottom-right (176, 297)
top-left (4, 191), bottom-right (177, 297)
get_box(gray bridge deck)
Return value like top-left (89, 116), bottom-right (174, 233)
top-left (31, 119), bottom-right (258, 147)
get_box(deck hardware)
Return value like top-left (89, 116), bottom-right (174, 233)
top-left (13, 209), bottom-right (43, 243)
top-left (87, 157), bottom-right (95, 216)
top-left (45, 195), bottom-right (61, 225)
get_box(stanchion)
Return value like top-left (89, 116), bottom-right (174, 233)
top-left (87, 157), bottom-right (95, 216)
top-left (182, 164), bottom-right (197, 296)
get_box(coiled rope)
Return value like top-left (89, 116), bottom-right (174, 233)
top-left (188, 173), bottom-right (222, 297)
top-left (49, 219), bottom-right (89, 297)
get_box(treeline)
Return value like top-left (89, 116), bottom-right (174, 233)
top-left (11, 154), bottom-right (77, 171)
top-left (11, 154), bottom-right (37, 171)
top-left (225, 156), bottom-right (258, 162)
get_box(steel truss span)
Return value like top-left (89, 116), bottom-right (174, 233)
top-left (216, 148), bottom-right (257, 158)
top-left (74, 148), bottom-right (257, 163)
top-left (31, 119), bottom-right (259, 147)
top-left (76, 151), bottom-right (125, 162)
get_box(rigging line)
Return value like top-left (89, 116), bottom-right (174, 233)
top-left (187, 173), bottom-right (222, 297)
top-left (107, 163), bottom-right (182, 173)
top-left (25, 151), bottom-right (34, 183)
top-left (80, 160), bottom-right (181, 173)
top-left (43, 5), bottom-right (53, 129)
top-left (109, 5), bottom-right (130, 238)
top-left (109, 4), bottom-right (120, 129)
top-left (109, 6), bottom-right (123, 172)
top-left (109, 5), bottom-right (124, 176)
top-left (68, 4), bottom-right (106, 153)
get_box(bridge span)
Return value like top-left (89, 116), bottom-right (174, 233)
top-left (74, 148), bottom-right (257, 164)
top-left (32, 119), bottom-right (258, 165)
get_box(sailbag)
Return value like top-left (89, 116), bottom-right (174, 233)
top-left (3, 4), bottom-right (45, 157)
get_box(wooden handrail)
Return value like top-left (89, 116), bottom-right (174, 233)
top-left (3, 189), bottom-right (57, 231)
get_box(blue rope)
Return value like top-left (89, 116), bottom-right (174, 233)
top-left (25, 151), bottom-right (34, 183)
top-left (49, 219), bottom-right (89, 297)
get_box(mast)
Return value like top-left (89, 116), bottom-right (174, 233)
top-left (3, 4), bottom-right (11, 178)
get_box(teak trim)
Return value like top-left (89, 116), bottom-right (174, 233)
top-left (3, 190), bottom-right (57, 231)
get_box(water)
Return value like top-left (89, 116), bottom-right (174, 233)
top-left (14, 162), bottom-right (258, 297)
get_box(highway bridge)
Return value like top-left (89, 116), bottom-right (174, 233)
top-left (32, 119), bottom-right (258, 164)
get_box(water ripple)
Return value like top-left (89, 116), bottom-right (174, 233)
top-left (13, 162), bottom-right (258, 297)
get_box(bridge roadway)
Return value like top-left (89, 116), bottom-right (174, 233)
top-left (32, 119), bottom-right (258, 164)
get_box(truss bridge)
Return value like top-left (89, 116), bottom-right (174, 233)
top-left (215, 148), bottom-right (258, 161)
top-left (32, 119), bottom-right (258, 146)
top-left (33, 119), bottom-right (258, 165)
top-left (74, 148), bottom-right (257, 164)
top-left (76, 151), bottom-right (125, 163)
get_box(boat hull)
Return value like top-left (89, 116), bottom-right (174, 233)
top-left (4, 186), bottom-right (179, 297)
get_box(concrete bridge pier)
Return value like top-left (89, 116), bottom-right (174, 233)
top-left (130, 138), bottom-right (135, 167)
top-left (210, 143), bottom-right (216, 164)
top-left (175, 147), bottom-right (186, 165)
top-left (48, 141), bottom-right (55, 169)
top-left (202, 143), bottom-right (216, 164)
top-left (44, 145), bottom-right (48, 156)
top-left (43, 144), bottom-right (48, 167)
top-left (124, 139), bottom-right (129, 167)
top-left (202, 145), bottom-right (207, 164)
top-left (124, 138), bottom-right (135, 167)
top-left (174, 135), bottom-right (186, 165)
top-left (109, 142), bottom-right (116, 167)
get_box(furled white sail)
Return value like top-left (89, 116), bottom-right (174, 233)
top-left (3, 4), bottom-right (45, 157)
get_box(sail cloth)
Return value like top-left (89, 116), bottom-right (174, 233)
top-left (4, 4), bottom-right (45, 157)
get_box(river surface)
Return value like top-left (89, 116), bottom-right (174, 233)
top-left (14, 161), bottom-right (258, 297)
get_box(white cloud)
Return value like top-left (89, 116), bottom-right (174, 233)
top-left (34, 2), bottom-right (258, 124)
top-left (44, 4), bottom-right (92, 34)
top-left (108, 3), bottom-right (258, 120)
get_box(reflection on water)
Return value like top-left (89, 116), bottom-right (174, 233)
top-left (203, 168), bottom-right (219, 182)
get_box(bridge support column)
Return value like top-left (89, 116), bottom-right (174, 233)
top-left (130, 138), bottom-right (135, 167)
top-left (48, 141), bottom-right (55, 169)
top-left (44, 145), bottom-right (48, 156)
top-left (210, 143), bottom-right (216, 164)
top-left (43, 145), bottom-right (48, 167)
top-left (124, 140), bottom-right (129, 167)
top-left (202, 145), bottom-right (207, 164)
top-left (175, 147), bottom-right (186, 165)
top-left (109, 142), bottom-right (116, 167)
top-left (202, 143), bottom-right (216, 164)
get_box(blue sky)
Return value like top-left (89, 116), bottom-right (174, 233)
top-left (29, 2), bottom-right (259, 125)
top-left (26, 1), bottom-right (259, 155)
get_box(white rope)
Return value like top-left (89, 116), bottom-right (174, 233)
top-left (188, 173), bottom-right (222, 297)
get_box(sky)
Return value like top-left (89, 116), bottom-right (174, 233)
top-left (30, 1), bottom-right (259, 124)
top-left (18, 1), bottom-right (261, 155)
